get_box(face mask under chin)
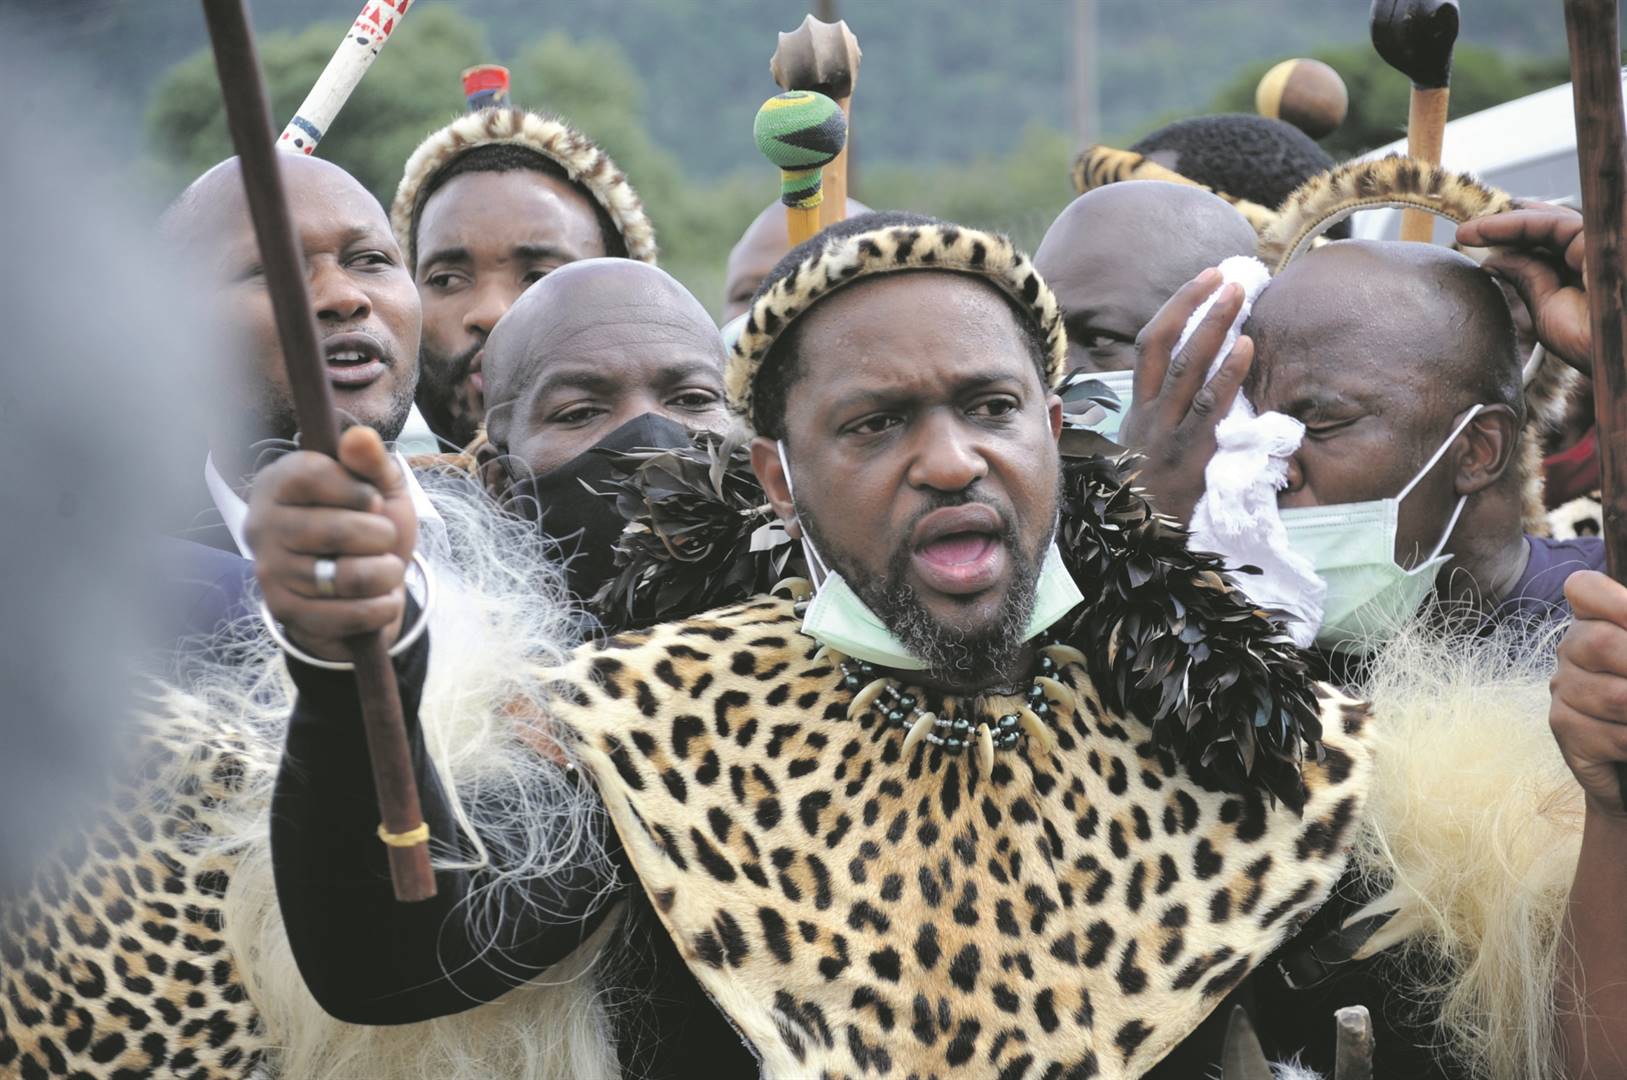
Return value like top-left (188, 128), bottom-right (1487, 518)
top-left (502, 413), bottom-right (694, 601)
top-left (776, 439), bottom-right (1083, 674)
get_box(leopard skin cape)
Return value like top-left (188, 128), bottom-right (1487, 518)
top-left (548, 596), bottom-right (1375, 1078)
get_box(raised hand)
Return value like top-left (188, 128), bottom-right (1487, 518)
top-left (1458, 204), bottom-right (1590, 373)
top-left (247, 425), bottom-right (418, 662)
top-left (1118, 269), bottom-right (1254, 524)
top-left (1551, 570), bottom-right (1627, 816)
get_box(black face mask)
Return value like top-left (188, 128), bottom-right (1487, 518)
top-left (501, 413), bottom-right (693, 601)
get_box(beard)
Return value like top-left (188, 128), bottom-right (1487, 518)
top-left (248, 368), bottom-right (416, 450)
top-left (801, 489), bottom-right (1054, 691)
top-left (417, 339), bottom-right (483, 448)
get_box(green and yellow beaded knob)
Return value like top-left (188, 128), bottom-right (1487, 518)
top-left (754, 90), bottom-right (847, 247)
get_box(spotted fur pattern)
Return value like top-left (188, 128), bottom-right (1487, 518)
top-left (0, 702), bottom-right (272, 1079)
top-left (553, 596), bottom-right (1375, 1079)
top-left (729, 222), bottom-right (1068, 430)
top-left (390, 107), bottom-right (658, 271)
top-left (1069, 145), bottom-right (1280, 235)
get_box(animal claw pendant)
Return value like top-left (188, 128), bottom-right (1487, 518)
top-left (830, 639), bottom-right (1085, 770)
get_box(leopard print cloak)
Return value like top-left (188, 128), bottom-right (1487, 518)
top-left (551, 595), bottom-right (1375, 1079)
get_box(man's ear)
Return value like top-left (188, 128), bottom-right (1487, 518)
top-left (474, 439), bottom-right (510, 501)
top-left (749, 435), bottom-right (802, 540)
top-left (1046, 393), bottom-right (1064, 442)
top-left (1454, 404), bottom-right (1521, 496)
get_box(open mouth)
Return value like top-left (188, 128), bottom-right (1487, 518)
top-left (910, 505), bottom-right (1009, 595)
top-left (324, 333), bottom-right (388, 388)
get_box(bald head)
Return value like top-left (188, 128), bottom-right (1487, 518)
top-left (1248, 240), bottom-right (1521, 427)
top-left (162, 155), bottom-right (420, 450)
top-left (1035, 181), bottom-right (1258, 373)
top-left (1247, 239), bottom-right (1524, 576)
top-left (483, 258), bottom-right (730, 477)
top-left (723, 197), bottom-right (873, 321)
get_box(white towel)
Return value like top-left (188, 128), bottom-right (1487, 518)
top-left (1183, 256), bottom-right (1326, 647)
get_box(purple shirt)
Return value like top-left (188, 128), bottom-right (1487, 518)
top-left (1497, 534), bottom-right (1607, 628)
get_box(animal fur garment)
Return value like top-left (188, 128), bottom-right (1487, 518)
top-left (1345, 616), bottom-right (1578, 1079)
top-left (1256, 156), bottom-right (1515, 274)
top-left (0, 481), bottom-right (623, 1079)
top-left (1070, 144), bottom-right (1281, 235)
top-left (729, 220), bottom-right (1067, 430)
top-left (391, 107), bottom-right (658, 272)
top-left (550, 593), bottom-right (1373, 1079)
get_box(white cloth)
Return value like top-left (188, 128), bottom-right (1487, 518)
top-left (203, 451), bottom-right (447, 562)
top-left (1183, 256), bottom-right (1326, 646)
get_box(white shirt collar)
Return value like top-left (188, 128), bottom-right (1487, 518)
top-left (203, 451), bottom-right (446, 559)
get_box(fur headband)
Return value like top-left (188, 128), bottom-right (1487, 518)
top-left (390, 107), bottom-right (657, 272)
top-left (728, 220), bottom-right (1067, 430)
top-left (1071, 144), bottom-right (1280, 234)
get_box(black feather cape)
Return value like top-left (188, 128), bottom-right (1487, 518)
top-left (590, 435), bottom-right (1324, 811)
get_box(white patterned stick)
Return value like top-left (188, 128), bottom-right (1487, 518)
top-left (277, 0), bottom-right (411, 156)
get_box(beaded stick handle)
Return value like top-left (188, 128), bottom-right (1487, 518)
top-left (754, 90), bottom-right (847, 249)
top-left (771, 15), bottom-right (861, 230)
top-left (277, 0), bottom-right (412, 156)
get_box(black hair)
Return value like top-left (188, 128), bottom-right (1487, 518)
top-left (414, 142), bottom-right (625, 259)
top-left (750, 211), bottom-right (1049, 441)
top-left (1132, 114), bottom-right (1336, 216)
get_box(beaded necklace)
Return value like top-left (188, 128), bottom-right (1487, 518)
top-left (820, 640), bottom-right (1087, 773)
top-left (781, 577), bottom-right (1087, 773)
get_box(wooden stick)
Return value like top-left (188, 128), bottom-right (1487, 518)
top-left (1563, 0), bottom-right (1627, 807)
top-left (771, 15), bottom-right (861, 230)
top-left (278, 0), bottom-right (411, 156)
top-left (201, 0), bottom-right (436, 902)
top-left (1334, 1005), bottom-right (1376, 1080)
top-left (1371, 0), bottom-right (1460, 241)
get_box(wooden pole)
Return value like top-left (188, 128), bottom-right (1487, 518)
top-left (1370, 0), bottom-right (1460, 242)
top-left (200, 0), bottom-right (436, 902)
top-left (771, 15), bottom-right (861, 230)
top-left (1565, 0), bottom-right (1627, 609)
top-left (1563, 0), bottom-right (1627, 806)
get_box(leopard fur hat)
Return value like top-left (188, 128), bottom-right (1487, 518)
top-left (728, 215), bottom-right (1067, 432)
top-left (391, 106), bottom-right (657, 273)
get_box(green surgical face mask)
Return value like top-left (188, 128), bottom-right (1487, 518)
top-left (1279, 404), bottom-right (1483, 653)
top-left (776, 441), bottom-right (1084, 671)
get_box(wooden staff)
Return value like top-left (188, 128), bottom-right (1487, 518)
top-left (1563, 0), bottom-right (1627, 806)
top-left (1370, 0), bottom-right (1460, 242)
top-left (754, 90), bottom-right (847, 248)
top-left (771, 15), bottom-right (861, 230)
top-left (278, 0), bottom-right (412, 156)
top-left (201, 0), bottom-right (436, 902)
